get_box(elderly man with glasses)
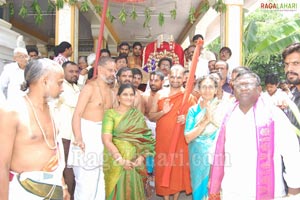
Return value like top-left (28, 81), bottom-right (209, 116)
top-left (0, 47), bottom-right (29, 103)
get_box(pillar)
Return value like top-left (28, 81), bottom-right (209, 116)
top-left (55, 2), bottom-right (79, 62)
top-left (221, 0), bottom-right (244, 70)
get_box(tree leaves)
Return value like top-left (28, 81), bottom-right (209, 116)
top-left (106, 7), bottom-right (116, 23)
top-left (56, 0), bottom-right (64, 9)
top-left (8, 2), bottom-right (14, 16)
top-left (170, 9), bottom-right (176, 20)
top-left (189, 6), bottom-right (196, 24)
top-left (80, 0), bottom-right (89, 12)
top-left (158, 12), bottom-right (164, 26)
top-left (130, 7), bottom-right (138, 20)
top-left (213, 0), bottom-right (226, 13)
top-left (94, 4), bottom-right (102, 14)
top-left (19, 2), bottom-right (28, 18)
top-left (118, 7), bottom-right (127, 24)
top-left (143, 7), bottom-right (151, 28)
top-left (31, 0), bottom-right (43, 25)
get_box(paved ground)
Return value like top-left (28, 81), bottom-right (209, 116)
top-left (146, 176), bottom-right (192, 200)
top-left (150, 192), bottom-right (192, 200)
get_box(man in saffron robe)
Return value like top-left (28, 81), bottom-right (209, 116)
top-left (149, 65), bottom-right (194, 200)
top-left (209, 70), bottom-right (300, 200)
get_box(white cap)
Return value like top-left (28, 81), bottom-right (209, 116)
top-left (13, 47), bottom-right (28, 55)
top-left (87, 53), bottom-right (96, 66)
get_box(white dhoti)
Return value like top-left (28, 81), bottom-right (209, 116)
top-left (145, 117), bottom-right (156, 138)
top-left (68, 118), bottom-right (105, 200)
top-left (9, 170), bottom-right (63, 200)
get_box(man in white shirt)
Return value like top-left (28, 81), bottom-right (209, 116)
top-left (262, 73), bottom-right (290, 109)
top-left (209, 70), bottom-right (300, 199)
top-left (56, 61), bottom-right (80, 199)
top-left (0, 47), bottom-right (29, 103)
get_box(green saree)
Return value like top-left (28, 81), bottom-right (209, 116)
top-left (102, 108), bottom-right (155, 200)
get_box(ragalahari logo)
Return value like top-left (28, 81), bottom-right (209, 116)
top-left (260, 1), bottom-right (298, 11)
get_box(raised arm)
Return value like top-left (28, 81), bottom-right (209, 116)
top-left (148, 94), bottom-right (173, 122)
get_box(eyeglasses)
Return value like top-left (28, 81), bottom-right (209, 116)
top-left (233, 82), bottom-right (257, 90)
top-left (200, 85), bottom-right (215, 91)
top-left (16, 55), bottom-right (29, 59)
top-left (284, 61), bottom-right (300, 67)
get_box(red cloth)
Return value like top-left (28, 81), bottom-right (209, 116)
top-left (143, 41), bottom-right (184, 68)
top-left (155, 91), bottom-right (194, 196)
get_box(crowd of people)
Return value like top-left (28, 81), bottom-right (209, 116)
top-left (0, 36), bottom-right (300, 200)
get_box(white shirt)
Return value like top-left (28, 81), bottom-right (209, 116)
top-left (56, 80), bottom-right (80, 140)
top-left (221, 105), bottom-right (300, 199)
top-left (0, 62), bottom-right (26, 103)
top-left (262, 89), bottom-right (290, 107)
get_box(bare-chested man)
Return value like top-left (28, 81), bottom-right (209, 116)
top-left (115, 67), bottom-right (144, 113)
top-left (70, 57), bottom-right (115, 200)
top-left (0, 58), bottom-right (69, 200)
top-left (142, 70), bottom-right (164, 138)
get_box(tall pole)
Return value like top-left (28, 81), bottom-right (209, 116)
top-left (93, 0), bottom-right (109, 78)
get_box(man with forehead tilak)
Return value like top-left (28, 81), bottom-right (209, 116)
top-left (149, 65), bottom-right (195, 200)
top-left (143, 70), bottom-right (165, 138)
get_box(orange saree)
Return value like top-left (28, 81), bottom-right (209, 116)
top-left (155, 91), bottom-right (195, 196)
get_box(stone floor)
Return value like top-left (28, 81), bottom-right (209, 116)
top-left (150, 192), bottom-right (192, 200)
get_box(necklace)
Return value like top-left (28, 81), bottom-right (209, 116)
top-left (25, 95), bottom-right (57, 150)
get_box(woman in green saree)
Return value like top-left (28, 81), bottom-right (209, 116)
top-left (102, 83), bottom-right (155, 200)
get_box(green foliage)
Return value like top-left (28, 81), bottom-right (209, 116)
top-left (106, 7), bottom-right (116, 23)
top-left (143, 7), bottom-right (151, 28)
top-left (170, 9), bottom-right (176, 20)
top-left (56, 0), bottom-right (64, 9)
top-left (213, 0), bottom-right (226, 13)
top-left (69, 0), bottom-right (78, 6)
top-left (189, 6), bottom-right (196, 24)
top-left (158, 12), bottom-right (164, 27)
top-left (94, 4), bottom-right (102, 14)
top-left (130, 7), bottom-right (138, 20)
top-left (31, 0), bottom-right (43, 25)
top-left (200, 0), bottom-right (210, 14)
top-left (47, 0), bottom-right (56, 13)
top-left (251, 54), bottom-right (285, 88)
top-left (207, 37), bottom-right (221, 55)
top-left (19, 1), bottom-right (28, 18)
top-left (9, 2), bottom-right (14, 16)
top-left (80, 0), bottom-right (89, 12)
top-left (118, 7), bottom-right (127, 24)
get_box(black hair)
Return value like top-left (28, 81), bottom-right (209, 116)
top-left (100, 48), bottom-right (111, 57)
top-left (150, 70), bottom-right (164, 81)
top-left (192, 34), bottom-right (204, 42)
top-left (62, 61), bottom-right (77, 68)
top-left (27, 47), bottom-right (38, 55)
top-left (118, 42), bottom-right (130, 49)
top-left (219, 46), bottom-right (232, 56)
top-left (116, 67), bottom-right (132, 77)
top-left (117, 83), bottom-right (136, 96)
top-left (115, 54), bottom-right (128, 63)
top-left (158, 57), bottom-right (172, 68)
top-left (264, 73), bottom-right (279, 85)
top-left (282, 43), bottom-right (300, 61)
top-left (54, 41), bottom-right (71, 56)
top-left (132, 42), bottom-right (142, 49)
top-left (132, 68), bottom-right (143, 79)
